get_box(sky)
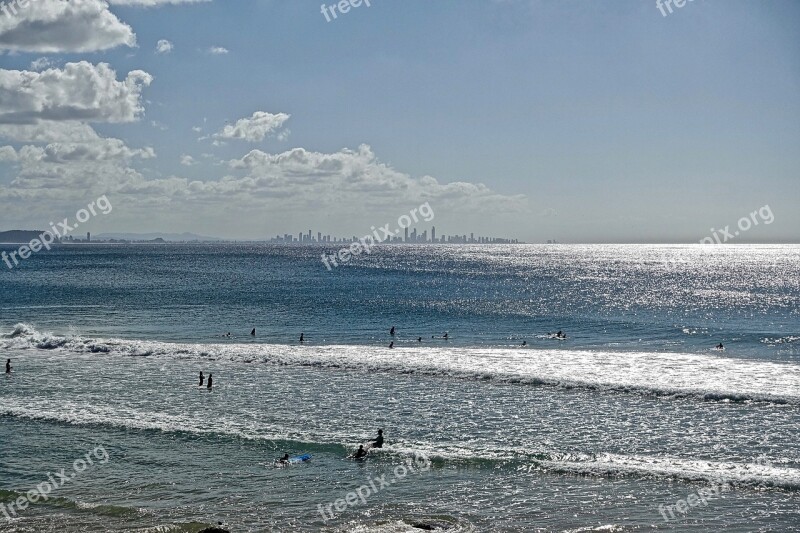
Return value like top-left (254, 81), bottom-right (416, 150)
top-left (0, 0), bottom-right (798, 243)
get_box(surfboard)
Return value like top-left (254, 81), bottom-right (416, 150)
top-left (273, 453), bottom-right (312, 467)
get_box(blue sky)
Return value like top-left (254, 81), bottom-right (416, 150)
top-left (0, 0), bottom-right (798, 242)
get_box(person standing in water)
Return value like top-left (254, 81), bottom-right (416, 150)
top-left (5, 359), bottom-right (11, 374)
top-left (390, 326), bottom-right (396, 336)
top-left (371, 429), bottom-right (384, 449)
top-left (389, 341), bottom-right (394, 349)
top-left (251, 328), bottom-right (256, 336)
top-left (199, 371), bottom-right (205, 386)
top-left (353, 445), bottom-right (368, 459)
top-left (299, 332), bottom-right (305, 343)
top-left (207, 373), bottom-right (213, 390)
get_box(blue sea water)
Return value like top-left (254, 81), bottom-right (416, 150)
top-left (1, 243), bottom-right (798, 532)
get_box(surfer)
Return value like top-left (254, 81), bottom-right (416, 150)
top-left (207, 373), bottom-right (213, 390)
top-left (300, 332), bottom-right (304, 343)
top-left (443, 332), bottom-right (449, 340)
top-left (199, 371), bottom-right (205, 386)
top-left (716, 343), bottom-right (724, 350)
top-left (418, 337), bottom-right (422, 342)
top-left (389, 341), bottom-right (394, 349)
top-left (522, 340), bottom-right (527, 346)
top-left (371, 429), bottom-right (384, 449)
top-left (353, 445), bottom-right (368, 459)
top-left (251, 328), bottom-right (256, 336)
top-left (390, 326), bottom-right (396, 336)
top-left (277, 453), bottom-right (289, 464)
top-left (5, 359), bottom-right (11, 374)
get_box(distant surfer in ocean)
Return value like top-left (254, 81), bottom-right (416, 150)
top-left (5, 358), bottom-right (11, 374)
top-left (300, 332), bottom-right (304, 343)
top-left (207, 373), bottom-right (213, 390)
top-left (522, 340), bottom-right (527, 346)
top-left (389, 341), bottom-right (394, 348)
top-left (277, 453), bottom-right (289, 464)
top-left (716, 343), bottom-right (724, 350)
top-left (251, 328), bottom-right (256, 336)
top-left (443, 332), bottom-right (449, 340)
top-left (418, 337), bottom-right (422, 342)
top-left (199, 371), bottom-right (205, 386)
top-left (390, 326), bottom-right (396, 336)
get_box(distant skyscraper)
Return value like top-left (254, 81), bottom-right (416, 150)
top-left (431, 226), bottom-right (436, 242)
top-left (87, 232), bottom-right (90, 242)
top-left (404, 227), bottom-right (408, 242)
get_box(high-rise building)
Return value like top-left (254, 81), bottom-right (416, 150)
top-left (404, 227), bottom-right (409, 242)
top-left (431, 226), bottom-right (436, 242)
top-left (87, 232), bottom-right (90, 242)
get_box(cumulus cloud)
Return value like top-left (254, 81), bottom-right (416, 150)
top-left (208, 46), bottom-right (229, 55)
top-left (211, 112), bottom-right (290, 143)
top-left (29, 57), bottom-right (55, 71)
top-left (0, 62), bottom-right (153, 126)
top-left (155, 39), bottom-right (174, 54)
top-left (0, 0), bottom-right (136, 53)
top-left (180, 154), bottom-right (196, 166)
top-left (0, 121), bottom-right (102, 143)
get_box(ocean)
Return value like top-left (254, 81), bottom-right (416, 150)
top-left (1, 243), bottom-right (798, 532)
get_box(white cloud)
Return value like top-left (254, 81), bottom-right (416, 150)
top-left (180, 154), bottom-right (196, 166)
top-left (29, 57), bottom-right (55, 71)
top-left (155, 39), bottom-right (174, 54)
top-left (0, 121), bottom-right (102, 143)
top-left (0, 0), bottom-right (136, 53)
top-left (0, 62), bottom-right (153, 126)
top-left (211, 112), bottom-right (290, 143)
top-left (208, 46), bottom-right (229, 55)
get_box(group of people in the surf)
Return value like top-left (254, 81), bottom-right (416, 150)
top-left (350, 429), bottom-right (384, 459)
top-left (198, 371), bottom-right (213, 390)
top-left (388, 325), bottom-right (449, 348)
top-left (273, 429), bottom-right (383, 465)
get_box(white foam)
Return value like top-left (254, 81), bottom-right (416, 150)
top-left (4, 323), bottom-right (800, 405)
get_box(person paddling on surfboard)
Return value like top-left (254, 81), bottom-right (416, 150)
top-left (277, 453), bottom-right (289, 464)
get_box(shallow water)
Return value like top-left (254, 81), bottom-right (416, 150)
top-left (1, 244), bottom-right (798, 531)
